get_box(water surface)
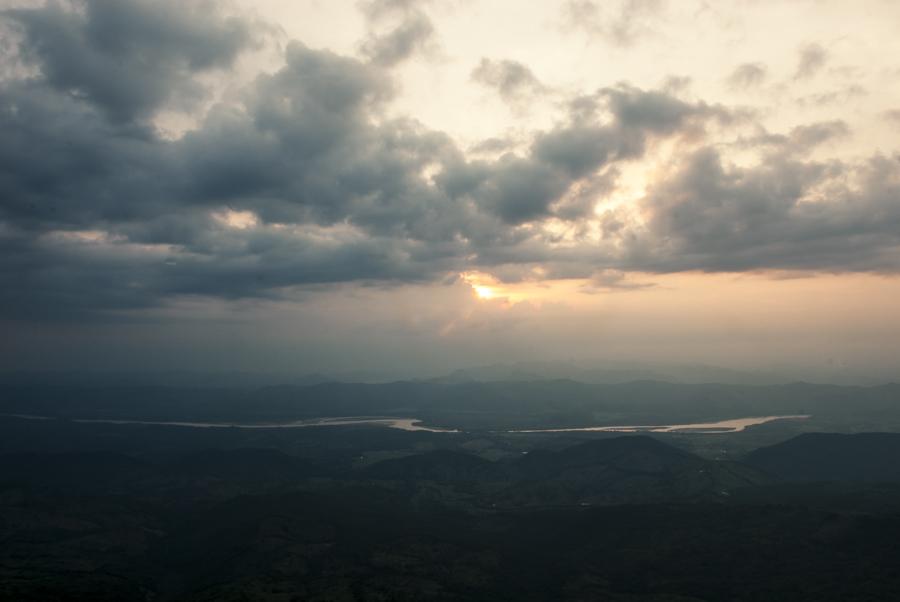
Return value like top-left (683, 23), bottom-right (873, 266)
top-left (0, 414), bottom-right (457, 433)
top-left (2, 413), bottom-right (810, 434)
top-left (511, 415), bottom-right (811, 434)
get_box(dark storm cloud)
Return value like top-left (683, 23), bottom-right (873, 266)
top-left (3, 2), bottom-right (900, 321)
top-left (635, 147), bottom-right (900, 272)
top-left (602, 84), bottom-right (726, 134)
top-left (0, 221), bottom-right (459, 320)
top-left (156, 228), bottom-right (455, 300)
top-left (465, 158), bottom-right (570, 224)
top-left (5, 0), bottom-right (257, 123)
top-left (438, 84), bottom-right (723, 225)
top-left (0, 7), bottom-right (462, 317)
top-left (467, 74), bottom-right (706, 230)
top-left (471, 58), bottom-right (545, 104)
top-left (0, 80), bottom-right (176, 229)
top-left (532, 126), bottom-right (626, 179)
top-left (0, 20), bottom-right (740, 319)
top-left (169, 41), bottom-right (486, 251)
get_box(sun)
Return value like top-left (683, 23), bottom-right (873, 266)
top-left (460, 271), bottom-right (502, 301)
top-left (472, 284), bottom-right (496, 300)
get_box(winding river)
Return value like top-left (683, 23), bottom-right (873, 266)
top-left (2, 413), bottom-right (809, 434)
top-left (0, 414), bottom-right (458, 433)
top-left (511, 415), bottom-right (811, 434)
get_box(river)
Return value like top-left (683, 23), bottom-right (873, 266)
top-left (2, 413), bottom-right (810, 434)
top-left (0, 414), bottom-right (458, 433)
top-left (510, 415), bottom-right (811, 434)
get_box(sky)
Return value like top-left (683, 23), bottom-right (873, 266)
top-left (2, 0), bottom-right (900, 381)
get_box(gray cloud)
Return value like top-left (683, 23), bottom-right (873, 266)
top-left (736, 120), bottom-right (849, 157)
top-left (0, 51), bottom-right (724, 317)
top-left (440, 84), bottom-right (723, 225)
top-left (0, 80), bottom-right (176, 230)
top-left (727, 62), bottom-right (767, 90)
top-left (787, 120), bottom-right (849, 151)
top-left (0, 228), bottom-right (162, 319)
top-left (603, 84), bottom-right (725, 133)
top-left (582, 268), bottom-right (656, 292)
top-left (0, 27), bottom-right (468, 317)
top-left (361, 12), bottom-right (434, 66)
top-left (359, 0), bottom-right (424, 21)
top-left (471, 58), bottom-right (545, 105)
top-left (795, 43), bottom-right (828, 80)
top-left (358, 0), bottom-right (436, 67)
top-left (4, 0), bottom-right (258, 123)
top-left (2, 4), bottom-right (900, 321)
top-left (467, 136), bottom-right (519, 155)
top-left (562, 0), bottom-right (664, 47)
top-left (635, 146), bottom-right (900, 273)
top-left (795, 84), bottom-right (866, 107)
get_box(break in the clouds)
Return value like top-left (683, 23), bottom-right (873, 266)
top-left (2, 0), bottom-right (900, 324)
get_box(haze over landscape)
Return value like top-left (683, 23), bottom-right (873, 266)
top-left (3, 1), bottom-right (900, 601)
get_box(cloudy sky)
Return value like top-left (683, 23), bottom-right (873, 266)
top-left (2, 0), bottom-right (900, 380)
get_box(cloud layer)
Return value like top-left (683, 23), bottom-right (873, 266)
top-left (1, 0), bottom-right (900, 321)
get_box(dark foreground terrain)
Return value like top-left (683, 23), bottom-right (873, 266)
top-left (2, 380), bottom-right (900, 601)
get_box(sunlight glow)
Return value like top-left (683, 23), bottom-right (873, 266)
top-left (473, 284), bottom-right (496, 300)
top-left (460, 271), bottom-right (503, 301)
top-left (212, 209), bottom-right (259, 230)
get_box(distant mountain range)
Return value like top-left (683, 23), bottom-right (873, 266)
top-left (2, 360), bottom-right (893, 388)
top-left (3, 378), bottom-right (900, 433)
top-left (426, 360), bottom-right (793, 386)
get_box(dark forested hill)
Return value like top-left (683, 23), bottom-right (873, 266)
top-left (744, 432), bottom-right (900, 482)
top-left (4, 416), bottom-right (900, 601)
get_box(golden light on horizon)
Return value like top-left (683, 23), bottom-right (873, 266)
top-left (459, 270), bottom-right (589, 305)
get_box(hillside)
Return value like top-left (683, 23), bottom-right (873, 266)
top-left (744, 433), bottom-right (900, 482)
